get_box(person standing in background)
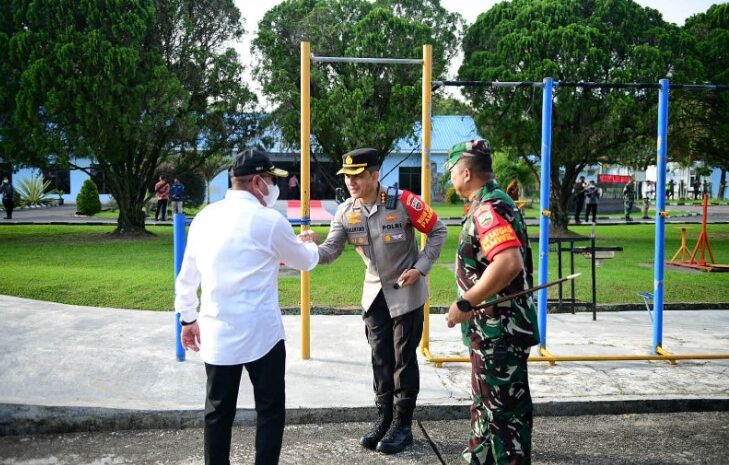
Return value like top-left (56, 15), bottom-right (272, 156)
top-left (584, 180), bottom-right (600, 223)
top-left (572, 176), bottom-right (586, 224)
top-left (693, 178), bottom-right (701, 200)
top-left (288, 174), bottom-right (299, 200)
top-left (642, 180), bottom-right (655, 219)
top-left (154, 175), bottom-right (170, 221)
top-left (0, 177), bottom-right (14, 219)
top-left (170, 177), bottom-right (185, 215)
top-left (622, 177), bottom-right (635, 222)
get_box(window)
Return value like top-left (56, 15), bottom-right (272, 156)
top-left (89, 164), bottom-right (111, 194)
top-left (42, 166), bottom-right (71, 194)
top-left (398, 167), bottom-right (421, 195)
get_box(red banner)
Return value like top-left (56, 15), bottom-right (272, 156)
top-left (599, 174), bottom-right (632, 184)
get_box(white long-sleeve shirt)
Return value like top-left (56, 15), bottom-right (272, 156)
top-left (175, 190), bottom-right (318, 365)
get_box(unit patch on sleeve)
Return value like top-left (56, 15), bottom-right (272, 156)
top-left (400, 190), bottom-right (438, 233)
top-left (473, 203), bottom-right (521, 261)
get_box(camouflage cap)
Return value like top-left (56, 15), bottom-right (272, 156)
top-left (443, 139), bottom-right (492, 171)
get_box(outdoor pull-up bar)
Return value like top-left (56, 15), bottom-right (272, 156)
top-left (434, 80), bottom-right (729, 91)
top-left (312, 56), bottom-right (423, 65)
top-left (426, 76), bottom-right (729, 363)
top-left (299, 42), bottom-right (433, 360)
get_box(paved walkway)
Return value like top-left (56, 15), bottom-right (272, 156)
top-left (3, 203), bottom-right (728, 227)
top-left (1, 295), bottom-right (727, 435)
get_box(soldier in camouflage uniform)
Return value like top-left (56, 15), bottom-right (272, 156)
top-left (622, 177), bottom-right (635, 221)
top-left (444, 140), bottom-right (540, 465)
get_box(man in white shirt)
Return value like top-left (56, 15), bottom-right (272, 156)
top-left (642, 180), bottom-right (656, 219)
top-left (175, 149), bottom-right (319, 465)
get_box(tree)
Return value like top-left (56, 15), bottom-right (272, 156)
top-left (684, 4), bottom-right (729, 199)
top-left (492, 151), bottom-right (536, 195)
top-left (4, 0), bottom-right (257, 234)
top-left (252, 0), bottom-right (462, 190)
top-left (197, 153), bottom-right (233, 204)
top-left (459, 0), bottom-right (700, 230)
top-left (432, 96), bottom-right (474, 116)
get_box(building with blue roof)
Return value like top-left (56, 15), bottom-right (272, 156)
top-left (206, 115), bottom-right (483, 202)
top-left (379, 115), bottom-right (482, 196)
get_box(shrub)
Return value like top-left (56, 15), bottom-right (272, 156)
top-left (445, 187), bottom-right (460, 205)
top-left (76, 179), bottom-right (102, 215)
top-left (16, 175), bottom-right (53, 207)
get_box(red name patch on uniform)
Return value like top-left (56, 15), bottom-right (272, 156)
top-left (400, 190), bottom-right (438, 233)
top-left (473, 204), bottom-right (521, 260)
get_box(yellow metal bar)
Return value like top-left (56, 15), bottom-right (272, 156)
top-left (423, 352), bottom-right (729, 367)
top-left (656, 345), bottom-right (677, 365)
top-left (420, 44), bottom-right (433, 355)
top-left (539, 346), bottom-right (557, 366)
top-left (300, 41), bottom-right (311, 360)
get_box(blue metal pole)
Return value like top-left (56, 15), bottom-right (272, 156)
top-left (173, 212), bottom-right (187, 362)
top-left (537, 77), bottom-right (554, 348)
top-left (653, 79), bottom-right (669, 353)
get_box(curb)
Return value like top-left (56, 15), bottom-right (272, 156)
top-left (280, 304), bottom-right (729, 315)
top-left (2, 398), bottom-right (728, 436)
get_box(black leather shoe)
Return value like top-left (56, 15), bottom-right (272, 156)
top-left (376, 409), bottom-right (413, 454)
top-left (359, 402), bottom-right (392, 450)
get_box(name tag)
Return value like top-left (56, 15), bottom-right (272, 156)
top-left (383, 232), bottom-right (406, 243)
top-left (349, 235), bottom-right (369, 246)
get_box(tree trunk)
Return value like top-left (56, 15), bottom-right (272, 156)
top-left (106, 156), bottom-right (156, 236)
top-left (550, 191), bottom-right (570, 235)
top-left (719, 168), bottom-right (727, 200)
top-left (113, 190), bottom-right (149, 235)
top-left (549, 165), bottom-right (578, 235)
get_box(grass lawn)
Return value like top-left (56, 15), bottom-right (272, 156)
top-left (1, 223), bottom-right (728, 311)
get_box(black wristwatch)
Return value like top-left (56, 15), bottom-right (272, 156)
top-left (180, 319), bottom-right (197, 326)
top-left (456, 296), bottom-right (473, 312)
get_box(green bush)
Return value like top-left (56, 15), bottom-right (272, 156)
top-left (445, 187), bottom-right (460, 205)
top-left (76, 179), bottom-right (102, 215)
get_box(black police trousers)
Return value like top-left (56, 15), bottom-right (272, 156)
top-left (204, 340), bottom-right (286, 465)
top-left (3, 198), bottom-right (13, 219)
top-left (363, 290), bottom-right (423, 413)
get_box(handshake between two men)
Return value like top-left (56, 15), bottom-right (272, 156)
top-left (296, 229), bottom-right (422, 289)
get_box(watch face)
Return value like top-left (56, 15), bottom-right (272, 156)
top-left (457, 299), bottom-right (470, 312)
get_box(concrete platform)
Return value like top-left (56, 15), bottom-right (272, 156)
top-left (1, 295), bottom-right (728, 435)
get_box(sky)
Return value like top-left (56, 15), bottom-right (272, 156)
top-left (232, 0), bottom-right (724, 107)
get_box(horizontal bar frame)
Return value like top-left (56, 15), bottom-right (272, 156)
top-left (311, 55), bottom-right (422, 65)
top-left (433, 80), bottom-right (729, 91)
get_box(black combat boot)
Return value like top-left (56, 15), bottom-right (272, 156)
top-left (375, 408), bottom-right (413, 454)
top-left (359, 402), bottom-right (393, 450)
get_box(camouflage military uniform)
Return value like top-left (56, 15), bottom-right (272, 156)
top-left (623, 182), bottom-right (635, 220)
top-left (456, 181), bottom-right (540, 465)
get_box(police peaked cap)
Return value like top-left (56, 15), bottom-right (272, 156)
top-left (337, 148), bottom-right (379, 176)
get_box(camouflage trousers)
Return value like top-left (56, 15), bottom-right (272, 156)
top-left (624, 198), bottom-right (634, 218)
top-left (463, 337), bottom-right (533, 465)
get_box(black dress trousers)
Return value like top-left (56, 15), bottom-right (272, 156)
top-left (204, 339), bottom-right (286, 465)
top-left (363, 290), bottom-right (423, 413)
